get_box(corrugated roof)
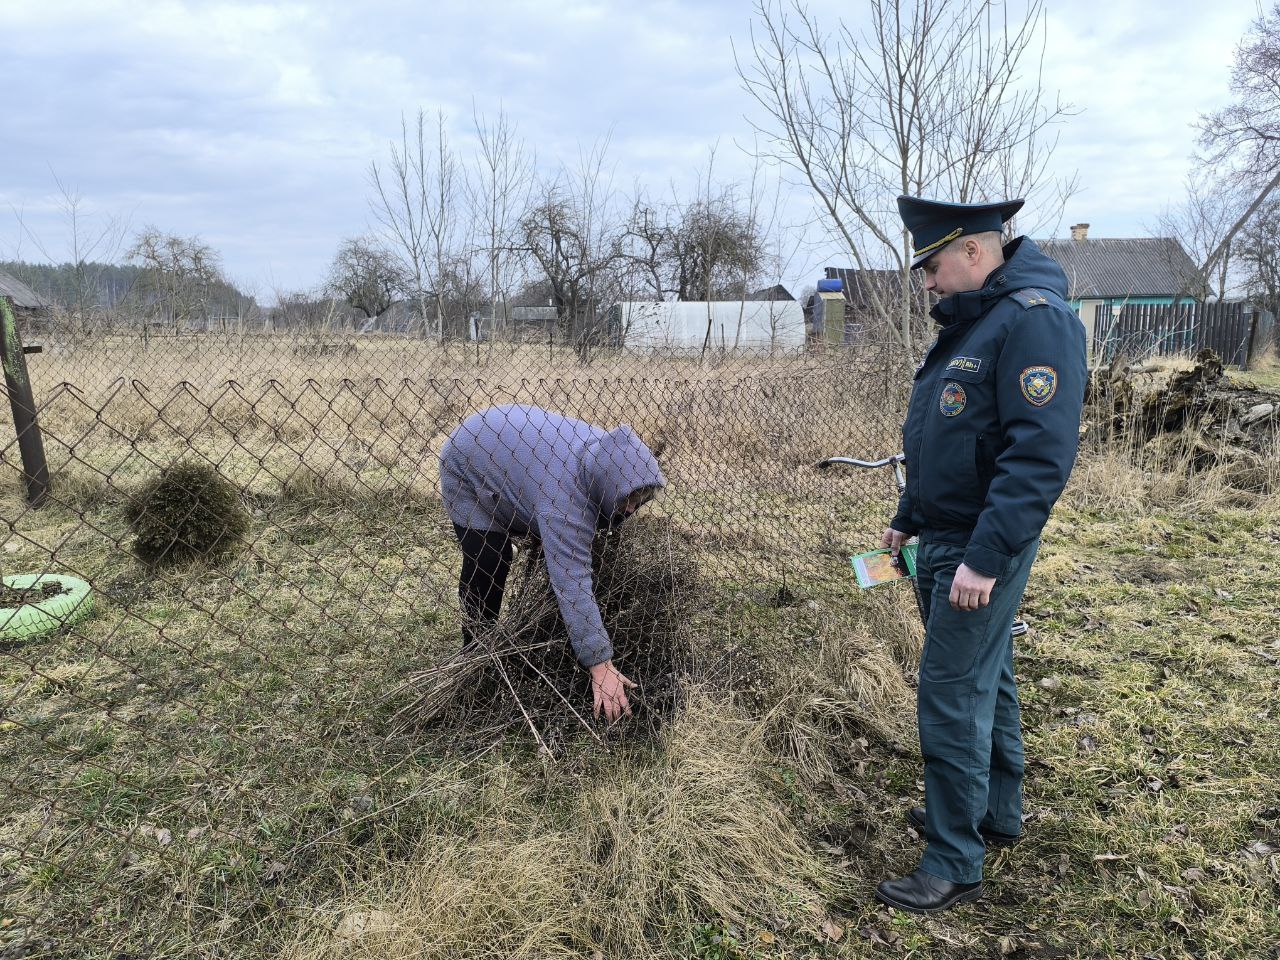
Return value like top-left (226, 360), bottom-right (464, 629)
top-left (1037, 237), bottom-right (1198, 299)
top-left (0, 269), bottom-right (48, 309)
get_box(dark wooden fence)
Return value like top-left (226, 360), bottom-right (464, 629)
top-left (1093, 301), bottom-right (1274, 368)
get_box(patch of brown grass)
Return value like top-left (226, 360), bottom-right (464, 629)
top-left (280, 698), bottom-right (831, 960)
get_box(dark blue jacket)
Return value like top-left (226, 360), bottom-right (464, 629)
top-left (891, 237), bottom-right (1087, 578)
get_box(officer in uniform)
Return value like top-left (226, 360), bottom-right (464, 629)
top-left (875, 196), bottom-right (1087, 914)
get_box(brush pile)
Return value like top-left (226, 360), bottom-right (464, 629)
top-left (1086, 349), bottom-right (1280, 491)
top-left (388, 515), bottom-right (703, 750)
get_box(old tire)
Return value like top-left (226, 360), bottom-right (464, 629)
top-left (0, 574), bottom-right (94, 642)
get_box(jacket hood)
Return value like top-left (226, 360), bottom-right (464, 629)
top-left (580, 425), bottom-right (666, 515)
top-left (932, 237), bottom-right (1070, 326)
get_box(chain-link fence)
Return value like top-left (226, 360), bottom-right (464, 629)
top-left (1, 325), bottom-right (913, 957)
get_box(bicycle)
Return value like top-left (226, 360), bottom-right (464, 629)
top-left (815, 452), bottom-right (1028, 639)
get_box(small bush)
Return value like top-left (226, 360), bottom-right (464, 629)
top-left (128, 461), bottom-right (249, 567)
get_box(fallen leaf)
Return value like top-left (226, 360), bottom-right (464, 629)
top-left (1180, 867), bottom-right (1206, 883)
top-left (186, 826), bottom-right (208, 841)
top-left (860, 925), bottom-right (897, 946)
top-left (1244, 840), bottom-right (1276, 857)
top-left (154, 828), bottom-right (172, 847)
top-left (262, 860), bottom-right (288, 882)
top-left (1077, 734), bottom-right (1098, 754)
top-left (757, 930), bottom-right (776, 945)
top-left (819, 917), bottom-right (845, 942)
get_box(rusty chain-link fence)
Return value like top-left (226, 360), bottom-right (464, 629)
top-left (1, 324), bottom-right (913, 957)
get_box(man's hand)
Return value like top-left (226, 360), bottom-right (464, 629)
top-left (949, 563), bottom-right (997, 612)
top-left (589, 660), bottom-right (636, 724)
top-left (880, 527), bottom-right (908, 559)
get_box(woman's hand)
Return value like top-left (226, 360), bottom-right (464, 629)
top-left (589, 660), bottom-right (637, 723)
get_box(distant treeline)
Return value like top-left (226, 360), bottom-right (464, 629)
top-left (1, 260), bottom-right (255, 318)
top-left (1, 261), bottom-right (144, 309)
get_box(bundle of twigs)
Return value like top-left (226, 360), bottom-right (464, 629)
top-left (387, 515), bottom-right (701, 750)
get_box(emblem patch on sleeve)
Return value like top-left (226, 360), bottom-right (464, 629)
top-left (939, 381), bottom-right (967, 416)
top-left (1020, 366), bottom-right (1058, 406)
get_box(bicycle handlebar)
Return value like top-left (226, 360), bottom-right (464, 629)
top-left (814, 453), bottom-right (905, 470)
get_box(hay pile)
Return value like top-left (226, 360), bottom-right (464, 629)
top-left (389, 515), bottom-right (703, 750)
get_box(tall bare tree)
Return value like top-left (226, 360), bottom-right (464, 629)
top-left (468, 105), bottom-right (535, 340)
top-left (1191, 4), bottom-right (1280, 295)
top-left (11, 176), bottom-right (129, 333)
top-left (1235, 198), bottom-right (1280, 317)
top-left (521, 139), bottom-right (629, 359)
top-left (1157, 173), bottom-right (1245, 301)
top-left (737, 0), bottom-right (1075, 354)
top-left (369, 110), bottom-right (464, 340)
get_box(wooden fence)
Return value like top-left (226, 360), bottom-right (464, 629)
top-left (1093, 301), bottom-right (1275, 369)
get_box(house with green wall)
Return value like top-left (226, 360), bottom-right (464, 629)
top-left (1038, 224), bottom-right (1200, 345)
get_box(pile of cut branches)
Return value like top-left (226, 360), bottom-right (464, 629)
top-left (388, 515), bottom-right (702, 751)
top-left (1086, 349), bottom-right (1280, 491)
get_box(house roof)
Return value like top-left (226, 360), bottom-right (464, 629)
top-left (822, 267), bottom-right (907, 303)
top-left (746, 283), bottom-right (795, 302)
top-left (1037, 237), bottom-right (1199, 300)
top-left (0, 269), bottom-right (49, 310)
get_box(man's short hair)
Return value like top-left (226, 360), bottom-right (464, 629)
top-left (971, 231), bottom-right (1005, 256)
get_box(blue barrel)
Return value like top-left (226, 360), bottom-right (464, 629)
top-left (816, 278), bottom-right (843, 293)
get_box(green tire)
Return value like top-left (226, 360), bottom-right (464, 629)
top-left (1, 574), bottom-right (94, 641)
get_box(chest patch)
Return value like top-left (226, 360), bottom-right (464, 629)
top-left (939, 381), bottom-right (967, 417)
top-left (946, 355), bottom-right (984, 375)
top-left (1020, 365), bottom-right (1058, 406)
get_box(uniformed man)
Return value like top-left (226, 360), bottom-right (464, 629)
top-left (874, 196), bottom-right (1087, 914)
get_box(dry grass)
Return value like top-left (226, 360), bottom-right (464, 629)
top-left (6, 334), bottom-right (1280, 959)
top-left (281, 700), bottom-right (833, 960)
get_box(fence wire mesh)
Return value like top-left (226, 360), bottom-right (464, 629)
top-left (1, 328), bottom-right (913, 957)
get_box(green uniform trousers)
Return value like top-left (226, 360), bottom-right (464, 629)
top-left (915, 534), bottom-right (1039, 884)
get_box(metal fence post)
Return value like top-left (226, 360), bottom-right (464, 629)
top-left (0, 296), bottom-right (50, 507)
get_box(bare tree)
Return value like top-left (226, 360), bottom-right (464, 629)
top-left (1236, 198), bottom-right (1280, 317)
top-left (369, 110), bottom-right (465, 340)
top-left (1191, 4), bottom-right (1280, 294)
top-left (521, 139), bottom-right (629, 359)
top-left (11, 175), bottom-right (130, 333)
top-left (326, 236), bottom-right (407, 320)
top-left (1157, 173), bottom-right (1245, 301)
top-left (467, 105), bottom-right (535, 341)
top-left (127, 228), bottom-right (225, 335)
top-left (737, 0), bottom-right (1075, 354)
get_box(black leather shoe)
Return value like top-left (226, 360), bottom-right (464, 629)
top-left (906, 806), bottom-right (1020, 848)
top-left (875, 868), bottom-right (983, 914)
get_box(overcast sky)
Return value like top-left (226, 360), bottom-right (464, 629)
top-left (0, 0), bottom-right (1260, 300)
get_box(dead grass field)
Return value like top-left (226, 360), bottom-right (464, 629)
top-left (1, 336), bottom-right (1278, 959)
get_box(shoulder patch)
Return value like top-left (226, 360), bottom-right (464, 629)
top-left (1020, 365), bottom-right (1058, 406)
top-left (1011, 287), bottom-right (1051, 309)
